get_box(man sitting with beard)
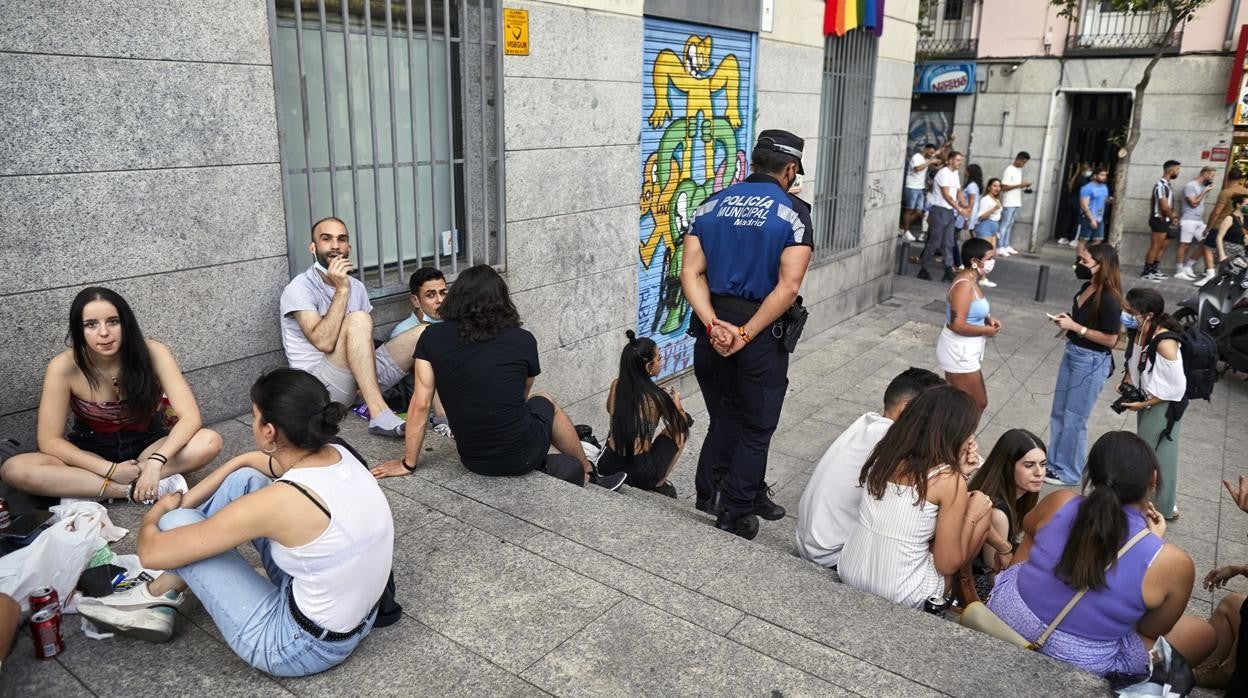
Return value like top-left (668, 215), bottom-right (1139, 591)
top-left (278, 216), bottom-right (421, 437)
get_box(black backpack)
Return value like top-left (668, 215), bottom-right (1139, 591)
top-left (1145, 329), bottom-right (1219, 402)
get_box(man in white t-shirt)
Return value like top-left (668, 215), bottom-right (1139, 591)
top-left (795, 367), bottom-right (944, 569)
top-left (901, 143), bottom-right (939, 241)
top-left (1175, 167), bottom-right (1215, 280)
top-left (997, 151), bottom-right (1032, 255)
top-left (279, 217), bottom-right (424, 437)
top-left (918, 152), bottom-right (970, 282)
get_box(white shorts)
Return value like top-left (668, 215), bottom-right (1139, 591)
top-left (936, 326), bottom-right (985, 374)
top-left (306, 345), bottom-right (407, 406)
top-left (1180, 220), bottom-right (1206, 244)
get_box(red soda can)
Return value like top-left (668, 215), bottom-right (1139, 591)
top-left (0, 498), bottom-right (9, 530)
top-left (29, 587), bottom-right (58, 614)
top-left (30, 607), bottom-right (64, 659)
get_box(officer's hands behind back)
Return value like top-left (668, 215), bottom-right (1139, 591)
top-left (709, 319), bottom-right (744, 357)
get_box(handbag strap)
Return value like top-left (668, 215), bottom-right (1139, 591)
top-left (1031, 527), bottom-right (1152, 649)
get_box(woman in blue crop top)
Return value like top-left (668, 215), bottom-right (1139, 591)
top-left (935, 238), bottom-right (1001, 416)
top-left (988, 431), bottom-right (1214, 677)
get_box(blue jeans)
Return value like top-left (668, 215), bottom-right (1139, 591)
top-left (158, 468), bottom-right (375, 677)
top-left (998, 207), bottom-right (1020, 249)
top-left (921, 207), bottom-right (958, 273)
top-left (1048, 343), bottom-right (1112, 483)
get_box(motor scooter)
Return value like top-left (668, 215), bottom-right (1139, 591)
top-left (1177, 256), bottom-right (1248, 373)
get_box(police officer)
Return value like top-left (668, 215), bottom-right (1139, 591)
top-left (681, 129), bottom-right (813, 539)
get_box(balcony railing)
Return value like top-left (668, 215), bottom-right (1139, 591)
top-left (1066, 1), bottom-right (1183, 56)
top-left (917, 0), bottom-right (981, 58)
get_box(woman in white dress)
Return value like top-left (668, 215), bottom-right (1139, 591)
top-left (839, 384), bottom-right (999, 609)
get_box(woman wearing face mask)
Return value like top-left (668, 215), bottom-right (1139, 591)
top-left (935, 238), bottom-right (1001, 415)
top-left (977, 178), bottom-right (1004, 260)
top-left (966, 429), bottom-right (1047, 599)
top-left (1045, 244), bottom-right (1124, 486)
top-left (1119, 288), bottom-right (1187, 521)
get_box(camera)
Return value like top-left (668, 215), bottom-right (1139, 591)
top-left (1023, 187), bottom-right (1035, 194)
top-left (1110, 384), bottom-right (1148, 414)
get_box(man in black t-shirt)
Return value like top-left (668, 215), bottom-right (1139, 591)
top-left (1143, 160), bottom-right (1181, 281)
top-left (371, 265), bottom-right (625, 490)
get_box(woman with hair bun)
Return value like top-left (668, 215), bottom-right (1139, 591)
top-left (597, 330), bottom-right (693, 496)
top-left (79, 368), bottom-right (394, 677)
top-left (987, 431), bottom-right (1214, 677)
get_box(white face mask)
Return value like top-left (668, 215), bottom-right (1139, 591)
top-left (979, 259), bottom-right (995, 275)
top-left (1083, 170), bottom-right (1092, 177)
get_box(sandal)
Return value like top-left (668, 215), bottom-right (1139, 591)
top-left (1165, 509), bottom-right (1180, 522)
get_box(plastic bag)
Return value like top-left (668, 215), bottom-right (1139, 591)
top-left (1113, 637), bottom-right (1195, 697)
top-left (0, 502), bottom-right (127, 614)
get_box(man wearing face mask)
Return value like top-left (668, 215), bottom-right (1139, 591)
top-left (1142, 160), bottom-right (1182, 282)
top-left (680, 129), bottom-right (813, 540)
top-left (389, 267), bottom-right (453, 438)
top-left (1175, 168), bottom-right (1216, 281)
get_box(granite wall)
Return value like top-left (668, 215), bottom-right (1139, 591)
top-left (0, 1), bottom-right (288, 443)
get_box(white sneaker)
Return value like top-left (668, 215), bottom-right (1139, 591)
top-left (1068, 239), bottom-right (1080, 248)
top-left (79, 574), bottom-right (184, 611)
top-left (978, 278), bottom-right (998, 288)
top-left (1195, 271), bottom-right (1216, 286)
top-left (1006, 246), bottom-right (1020, 255)
top-left (1057, 238), bottom-right (1070, 245)
top-left (902, 231), bottom-right (917, 242)
top-left (156, 474), bottom-right (188, 498)
top-left (431, 421), bottom-right (454, 439)
top-left (78, 603), bottom-right (176, 643)
top-left (996, 247), bottom-right (1011, 257)
top-left (1174, 268), bottom-right (1196, 281)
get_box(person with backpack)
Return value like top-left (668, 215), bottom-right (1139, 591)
top-left (1119, 288), bottom-right (1189, 521)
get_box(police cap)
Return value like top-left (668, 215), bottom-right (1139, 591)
top-left (755, 129), bottom-right (805, 174)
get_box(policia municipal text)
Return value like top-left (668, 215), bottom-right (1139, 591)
top-left (680, 129), bottom-right (814, 540)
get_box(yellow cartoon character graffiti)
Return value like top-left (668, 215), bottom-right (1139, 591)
top-left (647, 35), bottom-right (741, 182)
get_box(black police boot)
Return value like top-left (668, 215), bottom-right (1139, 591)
top-left (695, 489), bottom-right (721, 515)
top-left (715, 511), bottom-right (760, 540)
top-left (916, 267), bottom-right (932, 281)
top-left (754, 484), bottom-right (786, 521)
top-left (941, 267), bottom-right (955, 282)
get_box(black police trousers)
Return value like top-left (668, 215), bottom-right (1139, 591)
top-left (692, 308), bottom-right (789, 519)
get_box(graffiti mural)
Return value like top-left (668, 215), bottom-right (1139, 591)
top-left (638, 18), bottom-right (756, 378)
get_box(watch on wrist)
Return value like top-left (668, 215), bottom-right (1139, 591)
top-left (1078, 326), bottom-right (1088, 337)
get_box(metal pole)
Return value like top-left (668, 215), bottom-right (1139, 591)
top-left (492, 0), bottom-right (507, 268)
top-left (364, 0), bottom-right (386, 289)
top-left (1035, 264), bottom-right (1049, 302)
top-left (897, 240), bottom-right (910, 275)
top-left (341, 0), bottom-right (364, 268)
top-left (316, 0), bottom-right (339, 215)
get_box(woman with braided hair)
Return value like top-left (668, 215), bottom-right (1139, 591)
top-left (597, 330), bottom-right (692, 497)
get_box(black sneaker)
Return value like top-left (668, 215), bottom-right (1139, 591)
top-left (754, 485), bottom-right (786, 521)
top-left (653, 482), bottom-right (678, 498)
top-left (1043, 467), bottom-right (1075, 487)
top-left (941, 268), bottom-right (955, 283)
top-left (916, 268), bottom-right (932, 281)
top-left (715, 512), bottom-right (760, 540)
top-left (592, 470), bottom-right (627, 492)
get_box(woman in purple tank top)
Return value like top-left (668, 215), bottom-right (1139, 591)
top-left (988, 431), bottom-right (1214, 677)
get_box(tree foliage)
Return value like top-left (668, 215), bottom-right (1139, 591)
top-left (1047, 0), bottom-right (1213, 245)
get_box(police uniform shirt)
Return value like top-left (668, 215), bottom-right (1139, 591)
top-left (689, 173), bottom-right (814, 302)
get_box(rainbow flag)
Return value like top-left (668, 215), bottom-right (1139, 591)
top-left (824, 0), bottom-right (885, 37)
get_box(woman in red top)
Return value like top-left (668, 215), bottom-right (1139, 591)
top-left (1, 287), bottom-right (220, 503)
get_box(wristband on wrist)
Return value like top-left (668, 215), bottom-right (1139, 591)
top-left (147, 452), bottom-right (168, 465)
top-left (104, 461), bottom-right (118, 481)
top-left (738, 325), bottom-right (751, 343)
top-left (401, 457), bottom-right (417, 472)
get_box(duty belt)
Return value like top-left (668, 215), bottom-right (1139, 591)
top-left (710, 294), bottom-right (762, 316)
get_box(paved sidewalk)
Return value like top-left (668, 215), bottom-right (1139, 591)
top-left (3, 257), bottom-right (1245, 696)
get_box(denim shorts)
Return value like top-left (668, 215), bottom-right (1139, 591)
top-left (903, 187), bottom-right (925, 210)
top-left (975, 219), bottom-right (999, 239)
top-left (1077, 217), bottom-right (1104, 241)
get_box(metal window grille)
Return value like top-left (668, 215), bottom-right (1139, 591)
top-left (811, 30), bottom-right (877, 262)
top-left (1068, 0), bottom-right (1181, 55)
top-left (917, 0), bottom-right (980, 57)
top-left (266, 0), bottom-right (505, 297)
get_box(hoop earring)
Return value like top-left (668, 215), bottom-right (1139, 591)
top-left (262, 442), bottom-right (278, 454)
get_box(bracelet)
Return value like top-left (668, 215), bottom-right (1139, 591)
top-left (738, 325), bottom-right (751, 343)
top-left (104, 461), bottom-right (118, 482)
top-left (147, 453), bottom-right (167, 465)
top-left (97, 478), bottom-right (112, 498)
top-left (401, 457), bottom-right (418, 472)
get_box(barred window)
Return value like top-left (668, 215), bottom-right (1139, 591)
top-left (811, 30), bottom-right (878, 262)
top-left (267, 0), bottom-right (504, 296)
